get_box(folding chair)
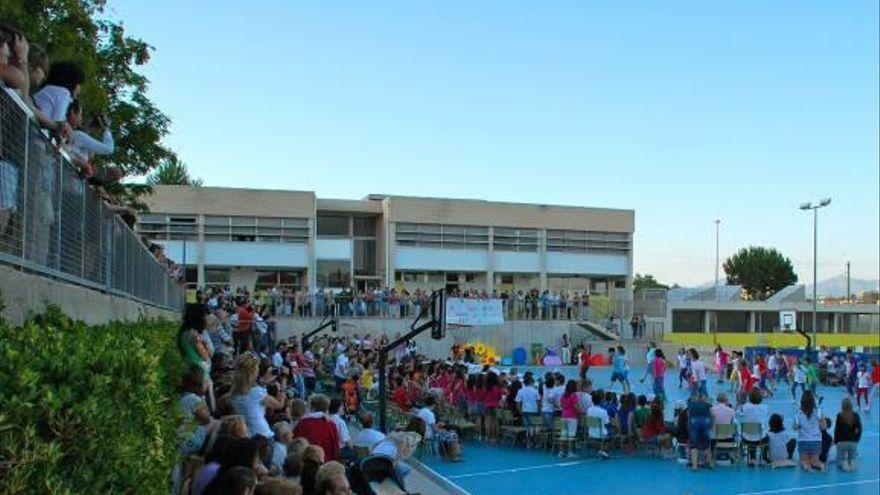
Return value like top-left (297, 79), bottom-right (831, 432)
top-left (741, 422), bottom-right (765, 466)
top-left (498, 409), bottom-right (527, 447)
top-left (583, 417), bottom-right (612, 457)
top-left (552, 417), bottom-right (579, 455)
top-left (713, 423), bottom-right (739, 465)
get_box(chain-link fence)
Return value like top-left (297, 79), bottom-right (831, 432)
top-left (0, 88), bottom-right (183, 312)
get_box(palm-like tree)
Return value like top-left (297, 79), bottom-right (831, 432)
top-left (146, 157), bottom-right (203, 186)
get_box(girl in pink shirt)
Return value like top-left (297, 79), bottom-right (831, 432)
top-left (484, 372), bottom-right (503, 443)
top-left (559, 380), bottom-right (581, 458)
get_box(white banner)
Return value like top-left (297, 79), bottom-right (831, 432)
top-left (445, 298), bottom-right (505, 326)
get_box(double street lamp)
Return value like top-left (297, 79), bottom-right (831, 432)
top-left (799, 198), bottom-right (831, 350)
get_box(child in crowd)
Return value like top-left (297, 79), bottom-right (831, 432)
top-left (855, 363), bottom-right (870, 411)
top-left (870, 360), bottom-right (880, 412)
top-left (640, 398), bottom-right (671, 454)
top-left (833, 397), bottom-right (862, 472)
top-left (767, 413), bottom-right (797, 467)
top-left (559, 380), bottom-right (582, 458)
top-left (793, 391), bottom-right (823, 472)
top-left (634, 394), bottom-right (650, 429)
top-left (515, 374), bottom-right (541, 445)
top-left (618, 393), bottom-right (637, 451)
top-left (677, 348), bottom-right (690, 389)
top-left (341, 374), bottom-right (359, 417)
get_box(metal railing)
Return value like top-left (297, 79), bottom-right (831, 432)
top-left (0, 88), bottom-right (183, 312)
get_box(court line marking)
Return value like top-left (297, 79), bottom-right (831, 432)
top-left (411, 460), bottom-right (474, 495)
top-left (735, 479), bottom-right (880, 495)
top-left (445, 460), bottom-right (587, 479)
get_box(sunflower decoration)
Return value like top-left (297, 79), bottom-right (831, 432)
top-left (474, 343), bottom-right (486, 356)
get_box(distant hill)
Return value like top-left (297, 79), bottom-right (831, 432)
top-left (815, 275), bottom-right (879, 298)
top-left (681, 275), bottom-right (878, 298)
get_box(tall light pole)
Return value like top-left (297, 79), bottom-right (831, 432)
top-left (714, 220), bottom-right (721, 290)
top-left (713, 219), bottom-right (721, 344)
top-left (800, 198), bottom-right (831, 350)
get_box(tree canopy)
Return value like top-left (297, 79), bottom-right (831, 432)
top-left (146, 156), bottom-right (202, 187)
top-left (723, 246), bottom-right (798, 300)
top-left (633, 273), bottom-right (668, 292)
top-left (1, 0), bottom-right (173, 178)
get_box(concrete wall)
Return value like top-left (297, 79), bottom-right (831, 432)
top-left (276, 316), bottom-right (588, 361)
top-left (0, 265), bottom-right (179, 326)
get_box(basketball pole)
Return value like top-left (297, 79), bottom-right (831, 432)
top-left (378, 289), bottom-right (446, 433)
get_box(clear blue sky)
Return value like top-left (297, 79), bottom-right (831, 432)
top-left (110, 0), bottom-right (879, 287)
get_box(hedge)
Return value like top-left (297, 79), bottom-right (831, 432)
top-left (0, 305), bottom-right (184, 494)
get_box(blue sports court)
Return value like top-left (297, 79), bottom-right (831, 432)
top-left (420, 364), bottom-right (880, 495)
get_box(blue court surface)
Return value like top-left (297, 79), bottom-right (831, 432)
top-left (421, 365), bottom-right (880, 495)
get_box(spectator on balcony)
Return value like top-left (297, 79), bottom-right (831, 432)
top-left (33, 60), bottom-right (84, 124)
top-left (65, 99), bottom-right (116, 181)
top-left (0, 24), bottom-right (30, 94)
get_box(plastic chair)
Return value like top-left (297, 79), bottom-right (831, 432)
top-left (713, 423), bottom-right (739, 465)
top-left (552, 417), bottom-right (580, 454)
top-left (583, 416), bottom-right (613, 456)
top-left (741, 422), bottom-right (765, 466)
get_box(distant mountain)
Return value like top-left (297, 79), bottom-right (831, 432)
top-left (815, 275), bottom-right (879, 298)
top-left (680, 275), bottom-right (878, 298)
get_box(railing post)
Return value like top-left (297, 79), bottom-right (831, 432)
top-left (80, 182), bottom-right (86, 278)
top-left (56, 159), bottom-right (63, 270)
top-left (19, 121), bottom-right (29, 262)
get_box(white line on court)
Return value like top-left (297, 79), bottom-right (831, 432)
top-left (734, 479), bottom-right (880, 495)
top-left (445, 460), bottom-right (586, 479)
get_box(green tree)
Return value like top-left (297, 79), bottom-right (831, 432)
top-left (723, 246), bottom-right (798, 300)
top-left (633, 273), bottom-right (668, 292)
top-left (146, 157), bottom-right (203, 187)
top-left (0, 0), bottom-right (173, 178)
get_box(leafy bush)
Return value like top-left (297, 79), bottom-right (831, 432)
top-left (0, 306), bottom-right (184, 494)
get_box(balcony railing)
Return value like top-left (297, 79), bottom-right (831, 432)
top-left (0, 88), bottom-right (183, 312)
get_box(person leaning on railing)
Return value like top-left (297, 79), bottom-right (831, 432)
top-left (0, 24), bottom-right (73, 140)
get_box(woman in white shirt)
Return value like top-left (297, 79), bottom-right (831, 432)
top-left (793, 391), bottom-right (823, 471)
top-left (741, 388), bottom-right (769, 466)
top-left (33, 61), bottom-right (84, 122)
top-left (230, 353), bottom-right (285, 439)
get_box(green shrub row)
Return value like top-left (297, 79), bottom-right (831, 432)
top-left (0, 306), bottom-right (184, 494)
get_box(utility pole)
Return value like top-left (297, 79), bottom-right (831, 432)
top-left (846, 261), bottom-right (851, 304)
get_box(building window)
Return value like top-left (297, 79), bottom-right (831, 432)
top-left (137, 214), bottom-right (197, 241)
top-left (395, 223), bottom-right (489, 250)
top-left (317, 215), bottom-right (350, 236)
top-left (353, 217), bottom-right (376, 237)
top-left (546, 230), bottom-right (630, 254)
top-left (205, 268), bottom-right (230, 286)
top-left (500, 274), bottom-right (514, 284)
top-left (316, 260), bottom-right (350, 288)
top-left (465, 273), bottom-right (476, 282)
top-left (446, 273), bottom-right (459, 283)
top-left (353, 239), bottom-right (376, 276)
top-left (255, 270), bottom-right (301, 290)
top-left (202, 216), bottom-right (309, 243)
top-left (493, 227), bottom-right (538, 252)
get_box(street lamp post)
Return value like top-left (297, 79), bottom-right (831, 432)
top-left (713, 219), bottom-right (721, 345)
top-left (800, 198), bottom-right (831, 351)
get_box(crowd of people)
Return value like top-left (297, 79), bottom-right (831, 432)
top-left (174, 292), bottom-right (450, 495)
top-left (175, 285), bottom-right (879, 495)
top-left (200, 285), bottom-right (643, 335)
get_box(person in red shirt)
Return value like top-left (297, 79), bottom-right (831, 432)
top-left (292, 394), bottom-right (340, 461)
top-left (483, 371), bottom-right (503, 443)
top-left (391, 376), bottom-right (409, 411)
top-left (235, 303), bottom-right (254, 354)
top-left (869, 360), bottom-right (880, 412)
top-left (737, 360), bottom-right (756, 406)
top-left (640, 398), bottom-right (671, 450)
top-left (578, 345), bottom-right (592, 380)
